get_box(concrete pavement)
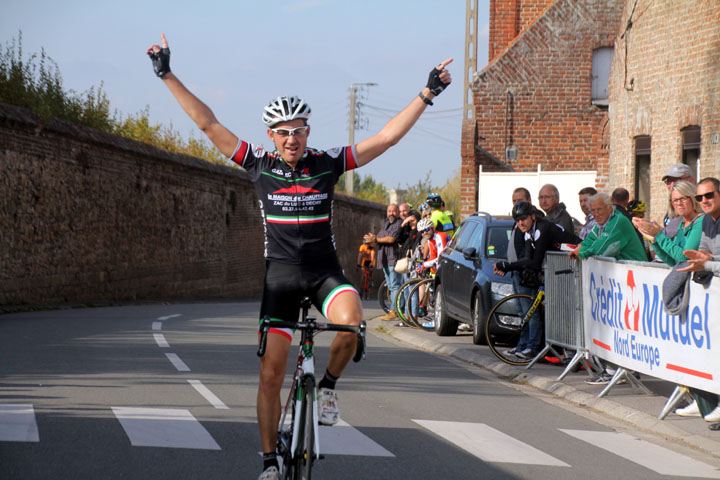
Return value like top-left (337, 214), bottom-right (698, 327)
top-left (360, 299), bottom-right (720, 460)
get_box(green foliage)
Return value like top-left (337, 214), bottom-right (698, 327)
top-left (114, 107), bottom-right (228, 165)
top-left (336, 172), bottom-right (388, 204)
top-left (0, 32), bottom-right (227, 166)
top-left (403, 171), bottom-right (435, 210)
top-left (0, 32), bottom-right (114, 130)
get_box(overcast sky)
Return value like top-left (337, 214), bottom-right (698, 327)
top-left (3, 0), bottom-right (490, 189)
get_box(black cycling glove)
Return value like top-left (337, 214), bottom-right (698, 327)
top-left (148, 48), bottom-right (171, 78)
top-left (496, 261), bottom-right (510, 272)
top-left (426, 66), bottom-right (450, 96)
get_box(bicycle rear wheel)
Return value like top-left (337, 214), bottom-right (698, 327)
top-left (394, 277), bottom-right (423, 328)
top-left (485, 293), bottom-right (543, 366)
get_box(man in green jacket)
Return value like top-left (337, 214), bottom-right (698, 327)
top-left (569, 192), bottom-right (647, 261)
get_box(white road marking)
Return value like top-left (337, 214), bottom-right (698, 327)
top-left (153, 333), bottom-right (169, 348)
top-left (112, 407), bottom-right (220, 450)
top-left (413, 420), bottom-right (569, 466)
top-left (157, 314), bottom-right (182, 321)
top-left (152, 322), bottom-right (162, 331)
top-left (561, 429), bottom-right (720, 478)
top-left (0, 404), bottom-right (40, 442)
top-left (187, 380), bottom-right (229, 410)
top-left (318, 419), bottom-right (394, 456)
top-left (165, 353), bottom-right (190, 372)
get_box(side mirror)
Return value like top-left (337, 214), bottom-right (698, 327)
top-left (462, 247), bottom-right (477, 260)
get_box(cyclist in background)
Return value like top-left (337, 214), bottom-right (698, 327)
top-left (357, 239), bottom-right (376, 299)
top-left (415, 217), bottom-right (449, 327)
top-left (146, 34), bottom-right (452, 480)
top-left (426, 193), bottom-right (455, 236)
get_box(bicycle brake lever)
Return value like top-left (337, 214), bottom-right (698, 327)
top-left (257, 316), bottom-right (271, 357)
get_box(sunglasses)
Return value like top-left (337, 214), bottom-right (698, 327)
top-left (271, 126), bottom-right (309, 137)
top-left (514, 215), bottom-right (530, 222)
top-left (671, 196), bottom-right (691, 204)
top-left (420, 228), bottom-right (433, 235)
top-left (695, 191), bottom-right (718, 202)
top-left (664, 177), bottom-right (681, 185)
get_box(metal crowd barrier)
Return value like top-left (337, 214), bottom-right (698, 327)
top-left (526, 252), bottom-right (598, 379)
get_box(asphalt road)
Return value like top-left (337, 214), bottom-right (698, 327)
top-left (2, 301), bottom-right (719, 479)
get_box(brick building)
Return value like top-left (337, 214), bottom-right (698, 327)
top-left (461, 0), bottom-right (624, 216)
top-left (607, 0), bottom-right (720, 220)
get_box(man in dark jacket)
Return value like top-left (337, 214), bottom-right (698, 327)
top-left (539, 184), bottom-right (575, 234)
top-left (494, 201), bottom-right (580, 359)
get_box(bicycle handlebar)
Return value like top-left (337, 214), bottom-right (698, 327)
top-left (257, 317), bottom-right (367, 361)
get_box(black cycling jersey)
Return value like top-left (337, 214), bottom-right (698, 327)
top-left (231, 140), bottom-right (358, 264)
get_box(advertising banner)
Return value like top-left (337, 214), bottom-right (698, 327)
top-left (582, 257), bottom-right (720, 394)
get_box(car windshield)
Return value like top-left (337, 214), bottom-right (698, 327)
top-left (486, 226), bottom-right (512, 259)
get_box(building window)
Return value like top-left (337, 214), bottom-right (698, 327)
top-left (592, 47), bottom-right (613, 107)
top-left (682, 126), bottom-right (701, 179)
top-left (634, 136), bottom-right (651, 206)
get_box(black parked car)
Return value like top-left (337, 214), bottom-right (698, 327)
top-left (434, 212), bottom-right (515, 344)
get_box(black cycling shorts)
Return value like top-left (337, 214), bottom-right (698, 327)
top-left (259, 259), bottom-right (358, 340)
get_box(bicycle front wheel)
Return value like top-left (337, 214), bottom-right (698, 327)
top-left (300, 377), bottom-right (316, 479)
top-left (407, 278), bottom-right (434, 329)
top-left (485, 293), bottom-right (543, 366)
top-left (290, 376), bottom-right (315, 480)
top-left (377, 280), bottom-right (391, 313)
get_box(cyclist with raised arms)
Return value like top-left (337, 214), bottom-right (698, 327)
top-left (146, 34), bottom-right (452, 480)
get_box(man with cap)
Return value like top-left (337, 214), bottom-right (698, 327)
top-left (494, 201), bottom-right (580, 359)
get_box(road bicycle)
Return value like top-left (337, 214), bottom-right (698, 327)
top-left (485, 286), bottom-right (545, 366)
top-left (358, 265), bottom-right (374, 300)
top-left (394, 273), bottom-right (435, 329)
top-left (257, 297), bottom-right (366, 479)
top-left (485, 268), bottom-right (575, 366)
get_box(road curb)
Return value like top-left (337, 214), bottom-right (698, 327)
top-left (370, 318), bottom-right (720, 458)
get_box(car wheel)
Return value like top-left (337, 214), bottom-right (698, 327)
top-left (472, 293), bottom-right (487, 345)
top-left (434, 284), bottom-right (458, 336)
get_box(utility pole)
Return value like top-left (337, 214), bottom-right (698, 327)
top-left (345, 82), bottom-right (377, 194)
top-left (464, 0), bottom-right (478, 123)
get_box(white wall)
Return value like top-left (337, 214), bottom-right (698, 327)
top-left (477, 165), bottom-right (597, 221)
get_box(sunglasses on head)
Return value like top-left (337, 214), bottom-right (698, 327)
top-left (695, 191), bottom-right (718, 202)
top-left (271, 126), bottom-right (309, 137)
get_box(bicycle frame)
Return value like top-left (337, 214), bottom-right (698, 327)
top-left (522, 287), bottom-right (545, 327)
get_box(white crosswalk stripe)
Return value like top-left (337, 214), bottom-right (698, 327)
top-left (319, 419), bottom-right (394, 456)
top-left (413, 419), bottom-right (569, 466)
top-left (0, 404), bottom-right (39, 442)
top-left (112, 407), bottom-right (220, 450)
top-left (9, 402), bottom-right (720, 477)
top-left (561, 429), bottom-right (720, 478)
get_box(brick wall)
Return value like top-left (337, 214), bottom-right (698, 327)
top-left (489, 0), bottom-right (554, 60)
top-left (0, 103), bottom-right (385, 305)
top-left (461, 0), bottom-right (624, 217)
top-left (608, 0), bottom-right (720, 220)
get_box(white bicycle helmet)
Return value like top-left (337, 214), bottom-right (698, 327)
top-left (262, 96), bottom-right (312, 127)
top-left (417, 218), bottom-right (434, 232)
